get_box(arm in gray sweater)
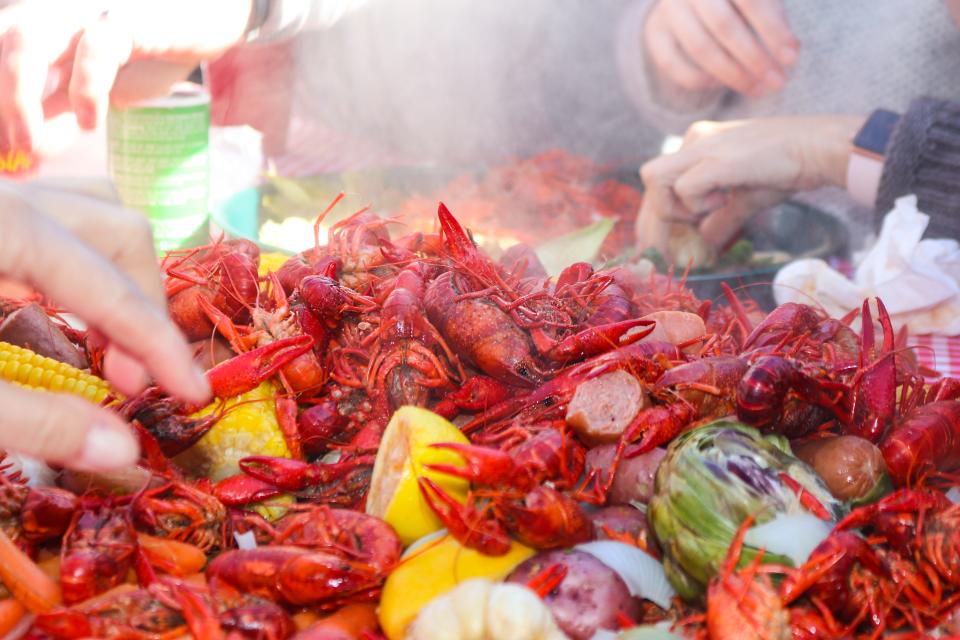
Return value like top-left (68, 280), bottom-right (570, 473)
top-left (876, 97), bottom-right (960, 239)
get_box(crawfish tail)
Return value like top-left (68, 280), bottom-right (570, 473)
top-left (881, 400), bottom-right (960, 486)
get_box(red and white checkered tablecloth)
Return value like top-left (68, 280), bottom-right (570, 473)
top-left (269, 120), bottom-right (960, 382)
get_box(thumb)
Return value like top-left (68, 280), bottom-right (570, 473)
top-left (0, 383), bottom-right (139, 471)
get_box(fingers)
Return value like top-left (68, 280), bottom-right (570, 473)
top-left (699, 188), bottom-right (788, 249)
top-left (17, 184), bottom-right (168, 310)
top-left (0, 199), bottom-right (210, 405)
top-left (0, 24), bottom-right (48, 152)
top-left (672, 159), bottom-right (748, 213)
top-left (645, 5), bottom-right (716, 92)
top-left (732, 0), bottom-right (799, 67)
top-left (0, 382), bottom-right (139, 471)
top-left (68, 15), bottom-right (134, 130)
top-left (690, 0), bottom-right (784, 91)
top-left (661, 0), bottom-right (756, 95)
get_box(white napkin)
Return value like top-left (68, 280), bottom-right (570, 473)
top-left (774, 195), bottom-right (960, 336)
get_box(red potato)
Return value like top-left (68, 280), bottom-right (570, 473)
top-left (507, 549), bottom-right (641, 640)
top-left (591, 505), bottom-right (659, 558)
top-left (586, 444), bottom-right (667, 506)
top-left (635, 310), bottom-right (705, 354)
top-left (0, 303), bottom-right (87, 369)
top-left (792, 435), bottom-right (891, 503)
top-left (566, 370), bottom-right (648, 445)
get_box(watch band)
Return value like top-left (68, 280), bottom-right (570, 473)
top-left (846, 109), bottom-right (901, 207)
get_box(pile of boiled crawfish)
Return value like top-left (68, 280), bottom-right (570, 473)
top-left (3, 194), bottom-right (960, 640)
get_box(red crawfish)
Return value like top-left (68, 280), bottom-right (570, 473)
top-left (60, 503), bottom-right (143, 605)
top-left (33, 577), bottom-right (295, 640)
top-left (131, 480), bottom-right (228, 553)
top-left (365, 261), bottom-right (464, 410)
top-left (461, 338), bottom-right (680, 437)
top-left (207, 507), bottom-right (401, 609)
top-left (704, 516), bottom-right (880, 640)
top-left (880, 376), bottom-right (960, 486)
top-left (0, 473), bottom-right (77, 554)
top-left (417, 427), bottom-right (594, 555)
top-left (117, 335), bottom-right (315, 457)
top-left (213, 454), bottom-right (376, 510)
top-left (163, 238), bottom-right (260, 342)
top-left (619, 355), bottom-right (749, 457)
top-left (536, 261), bottom-right (655, 363)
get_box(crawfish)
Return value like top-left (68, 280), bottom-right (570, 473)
top-left (118, 336), bottom-right (316, 457)
top-left (366, 262), bottom-right (463, 409)
top-left (215, 455), bottom-right (376, 510)
top-left (418, 427), bottom-right (593, 555)
top-left (164, 238), bottom-right (261, 342)
top-left (34, 578), bottom-right (295, 640)
top-left (704, 517), bottom-right (879, 640)
top-left (620, 355), bottom-right (749, 457)
top-left (533, 262), bottom-right (654, 363)
top-left (0, 473), bottom-right (77, 553)
top-left (207, 508), bottom-right (400, 609)
top-left (60, 503), bottom-right (141, 605)
top-left (131, 480), bottom-right (228, 553)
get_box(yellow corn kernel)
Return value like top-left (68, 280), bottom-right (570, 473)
top-left (0, 341), bottom-right (114, 405)
top-left (174, 381), bottom-right (292, 483)
top-left (258, 252), bottom-right (293, 277)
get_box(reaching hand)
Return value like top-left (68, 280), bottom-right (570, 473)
top-left (0, 0), bottom-right (252, 154)
top-left (0, 182), bottom-right (211, 470)
top-left (643, 0), bottom-right (799, 96)
top-left (635, 115), bottom-right (864, 257)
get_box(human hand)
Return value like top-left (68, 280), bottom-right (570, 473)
top-left (636, 115), bottom-right (864, 257)
top-left (0, 182), bottom-right (211, 471)
top-left (0, 0), bottom-right (253, 154)
top-left (643, 0), bottom-right (800, 96)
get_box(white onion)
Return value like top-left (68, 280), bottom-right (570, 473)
top-left (1, 453), bottom-right (55, 488)
top-left (401, 529), bottom-right (448, 560)
top-left (588, 631), bottom-right (619, 640)
top-left (1, 613), bottom-right (34, 640)
top-left (234, 530), bottom-right (258, 550)
top-left (743, 513), bottom-right (833, 566)
top-left (575, 540), bottom-right (675, 610)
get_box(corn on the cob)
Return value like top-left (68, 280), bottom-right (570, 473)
top-left (0, 341), bottom-right (114, 405)
top-left (258, 252), bottom-right (292, 277)
top-left (174, 381), bottom-right (291, 483)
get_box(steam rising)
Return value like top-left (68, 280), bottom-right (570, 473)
top-left (287, 0), bottom-right (661, 168)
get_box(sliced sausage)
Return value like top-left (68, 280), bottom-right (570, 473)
top-left (635, 310), bottom-right (705, 353)
top-left (566, 370), bottom-right (647, 446)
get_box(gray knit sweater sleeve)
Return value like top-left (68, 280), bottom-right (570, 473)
top-left (876, 97), bottom-right (960, 239)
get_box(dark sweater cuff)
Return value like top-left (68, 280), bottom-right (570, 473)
top-left (876, 97), bottom-right (960, 237)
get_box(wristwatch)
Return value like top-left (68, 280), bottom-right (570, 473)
top-left (846, 108), bottom-right (901, 207)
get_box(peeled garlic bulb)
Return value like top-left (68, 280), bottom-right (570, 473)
top-left (406, 579), bottom-right (568, 640)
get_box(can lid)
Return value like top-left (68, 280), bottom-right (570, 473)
top-left (128, 82), bottom-right (210, 108)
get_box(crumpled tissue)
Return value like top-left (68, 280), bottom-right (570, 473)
top-left (773, 195), bottom-right (960, 336)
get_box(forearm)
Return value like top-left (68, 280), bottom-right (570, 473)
top-left (615, 0), bottom-right (725, 135)
top-left (876, 97), bottom-right (960, 237)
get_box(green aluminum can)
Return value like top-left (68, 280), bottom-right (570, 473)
top-left (107, 83), bottom-right (210, 252)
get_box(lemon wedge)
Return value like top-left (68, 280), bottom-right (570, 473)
top-left (378, 533), bottom-right (534, 640)
top-left (366, 406), bottom-right (471, 546)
